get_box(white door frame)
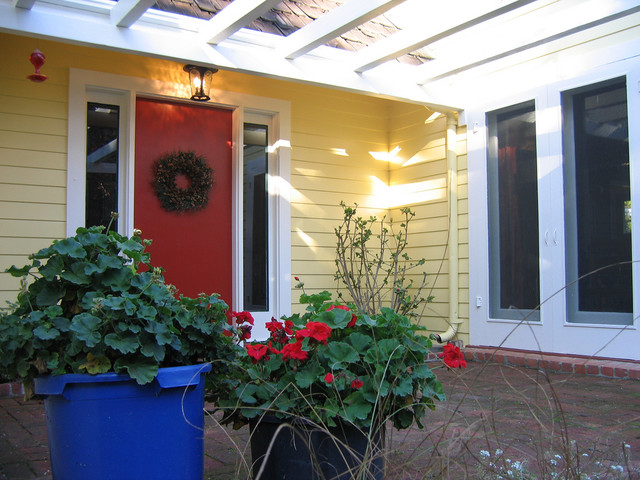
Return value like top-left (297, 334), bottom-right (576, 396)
top-left (67, 68), bottom-right (292, 332)
top-left (467, 57), bottom-right (640, 360)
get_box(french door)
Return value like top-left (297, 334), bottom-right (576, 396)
top-left (470, 72), bottom-right (640, 360)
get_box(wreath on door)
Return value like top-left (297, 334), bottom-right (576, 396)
top-left (152, 150), bottom-right (214, 213)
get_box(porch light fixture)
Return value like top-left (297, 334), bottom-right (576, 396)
top-left (183, 64), bottom-right (217, 101)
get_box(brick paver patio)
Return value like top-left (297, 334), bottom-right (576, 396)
top-left (2, 358), bottom-right (639, 479)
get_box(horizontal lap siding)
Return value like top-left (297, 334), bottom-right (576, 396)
top-left (0, 36), bottom-right (69, 303)
top-left (0, 33), bottom-right (464, 334)
top-left (386, 106), bottom-right (469, 343)
top-left (289, 88), bottom-right (391, 309)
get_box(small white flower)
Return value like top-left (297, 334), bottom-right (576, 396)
top-left (480, 450), bottom-right (490, 458)
top-left (610, 465), bottom-right (624, 473)
top-left (495, 448), bottom-right (504, 456)
top-left (549, 459), bottom-right (557, 466)
top-left (554, 454), bottom-right (562, 460)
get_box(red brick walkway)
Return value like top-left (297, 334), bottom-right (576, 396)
top-left (2, 355), bottom-right (639, 479)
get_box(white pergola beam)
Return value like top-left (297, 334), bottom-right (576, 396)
top-left (352, 0), bottom-right (537, 73)
top-left (279, 0), bottom-right (405, 60)
top-left (200, 0), bottom-right (281, 45)
top-left (416, 0), bottom-right (640, 84)
top-left (110, 0), bottom-right (156, 27)
top-left (13, 0), bottom-right (35, 9)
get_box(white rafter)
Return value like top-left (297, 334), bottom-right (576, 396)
top-left (1, 0), bottom-right (638, 109)
top-left (110, 0), bottom-right (157, 27)
top-left (351, 0), bottom-right (538, 73)
top-left (415, 0), bottom-right (640, 84)
top-left (13, 0), bottom-right (35, 9)
top-left (199, 0), bottom-right (282, 45)
top-left (278, 0), bottom-right (405, 60)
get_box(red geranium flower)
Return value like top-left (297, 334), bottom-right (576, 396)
top-left (246, 343), bottom-right (268, 364)
top-left (439, 343), bottom-right (467, 369)
top-left (267, 341), bottom-right (281, 355)
top-left (238, 324), bottom-right (252, 341)
top-left (351, 378), bottom-right (364, 389)
top-left (284, 320), bottom-right (294, 335)
top-left (265, 319), bottom-right (283, 332)
top-left (327, 304), bottom-right (357, 328)
top-left (231, 311), bottom-right (255, 325)
top-left (296, 321), bottom-right (332, 344)
top-left (324, 372), bottom-right (334, 384)
top-left (281, 341), bottom-right (309, 362)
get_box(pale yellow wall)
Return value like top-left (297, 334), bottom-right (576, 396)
top-left (0, 32), bottom-right (469, 344)
top-left (385, 104), bottom-right (469, 344)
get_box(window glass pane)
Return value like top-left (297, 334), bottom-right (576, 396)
top-left (86, 102), bottom-right (119, 230)
top-left (243, 123), bottom-right (269, 311)
top-left (564, 79), bottom-right (631, 324)
top-left (488, 102), bottom-right (540, 320)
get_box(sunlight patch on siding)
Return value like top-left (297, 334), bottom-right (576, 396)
top-left (372, 176), bottom-right (446, 208)
top-left (295, 228), bottom-right (317, 251)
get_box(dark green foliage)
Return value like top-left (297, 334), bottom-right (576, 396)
top-left (0, 224), bottom-right (237, 390)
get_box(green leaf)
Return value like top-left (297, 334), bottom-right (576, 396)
top-left (52, 238), bottom-right (87, 259)
top-left (79, 353), bottom-right (112, 374)
top-left (411, 363), bottom-right (435, 379)
top-left (344, 391), bottom-right (372, 422)
top-left (237, 384), bottom-right (259, 404)
top-left (44, 305), bottom-right (63, 317)
top-left (365, 339), bottom-right (404, 363)
top-left (69, 313), bottom-right (102, 347)
top-left (347, 332), bottom-right (372, 351)
top-left (51, 317), bottom-right (71, 332)
top-left (295, 361), bottom-right (324, 389)
top-left (138, 304), bottom-right (157, 321)
top-left (140, 341), bottom-right (165, 362)
top-left (35, 283), bottom-right (66, 307)
top-left (319, 309), bottom-right (351, 329)
top-left (61, 262), bottom-right (92, 285)
top-left (33, 325), bottom-right (60, 340)
top-left (391, 375), bottom-right (413, 396)
top-left (101, 269), bottom-right (133, 292)
top-left (6, 263), bottom-right (35, 277)
top-left (325, 342), bottom-right (360, 365)
top-left (38, 255), bottom-right (63, 281)
top-left (105, 332), bottom-right (139, 354)
top-left (117, 358), bottom-right (158, 385)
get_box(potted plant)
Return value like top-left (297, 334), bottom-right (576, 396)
top-left (0, 216), bottom-right (237, 480)
top-left (219, 285), bottom-right (446, 480)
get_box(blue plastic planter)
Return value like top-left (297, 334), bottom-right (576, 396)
top-left (34, 363), bottom-right (211, 480)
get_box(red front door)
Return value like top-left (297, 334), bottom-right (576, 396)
top-left (134, 97), bottom-right (233, 304)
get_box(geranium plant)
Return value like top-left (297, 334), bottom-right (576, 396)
top-left (219, 287), bottom-right (445, 431)
top-left (0, 218), bottom-right (237, 393)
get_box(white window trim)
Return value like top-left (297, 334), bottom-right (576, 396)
top-left (67, 68), bottom-right (292, 323)
top-left (466, 55), bottom-right (640, 359)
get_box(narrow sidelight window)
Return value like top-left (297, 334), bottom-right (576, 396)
top-left (563, 79), bottom-right (631, 324)
top-left (243, 123), bottom-right (269, 311)
top-left (487, 102), bottom-right (540, 320)
top-left (86, 102), bottom-right (119, 230)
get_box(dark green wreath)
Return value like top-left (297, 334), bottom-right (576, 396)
top-left (152, 150), bottom-right (214, 213)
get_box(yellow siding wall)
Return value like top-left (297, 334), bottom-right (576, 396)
top-left (0, 32), bottom-right (469, 343)
top-left (385, 105), bottom-right (469, 344)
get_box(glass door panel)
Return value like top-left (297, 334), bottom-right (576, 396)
top-left (488, 102), bottom-right (541, 320)
top-left (563, 79), bottom-right (632, 325)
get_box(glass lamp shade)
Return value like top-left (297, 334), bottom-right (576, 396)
top-left (184, 65), bottom-right (217, 101)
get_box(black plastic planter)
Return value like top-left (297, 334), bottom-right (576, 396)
top-left (250, 414), bottom-right (385, 480)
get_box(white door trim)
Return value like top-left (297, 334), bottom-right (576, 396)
top-left (67, 68), bottom-right (292, 326)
